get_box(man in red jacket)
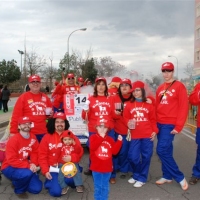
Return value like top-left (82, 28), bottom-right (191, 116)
top-left (2, 116), bottom-right (42, 199)
top-left (10, 75), bottom-right (52, 142)
top-left (155, 62), bottom-right (189, 190)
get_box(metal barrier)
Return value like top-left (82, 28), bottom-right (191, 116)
top-left (185, 104), bottom-right (197, 134)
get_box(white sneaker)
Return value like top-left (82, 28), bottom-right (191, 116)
top-left (156, 178), bottom-right (172, 185)
top-left (179, 178), bottom-right (188, 191)
top-left (128, 178), bottom-right (136, 184)
top-left (133, 181), bottom-right (145, 188)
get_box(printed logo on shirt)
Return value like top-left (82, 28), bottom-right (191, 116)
top-left (93, 102), bottom-right (110, 116)
top-left (95, 141), bottom-right (112, 160)
top-left (130, 107), bottom-right (148, 123)
top-left (49, 142), bottom-right (62, 150)
top-left (62, 146), bottom-right (74, 155)
top-left (29, 102), bottom-right (47, 116)
top-left (159, 89), bottom-right (175, 105)
top-left (42, 96), bottom-right (47, 102)
top-left (28, 99), bottom-right (34, 104)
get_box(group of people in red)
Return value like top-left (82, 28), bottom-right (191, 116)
top-left (1, 61), bottom-right (200, 200)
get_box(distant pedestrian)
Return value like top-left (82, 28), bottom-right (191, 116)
top-left (2, 85), bottom-right (11, 113)
top-left (46, 85), bottom-right (50, 93)
top-left (0, 84), bottom-right (3, 110)
top-left (155, 62), bottom-right (189, 190)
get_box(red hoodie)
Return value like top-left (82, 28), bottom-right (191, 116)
top-left (10, 92), bottom-right (52, 135)
top-left (2, 133), bottom-right (39, 170)
top-left (110, 94), bottom-right (132, 135)
top-left (123, 101), bottom-right (158, 139)
top-left (89, 133), bottom-right (122, 172)
top-left (189, 82), bottom-right (200, 127)
top-left (59, 135), bottom-right (84, 164)
top-left (156, 81), bottom-right (188, 132)
top-left (82, 95), bottom-right (117, 132)
top-left (39, 132), bottom-right (63, 175)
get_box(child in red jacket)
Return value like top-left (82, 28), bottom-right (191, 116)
top-left (90, 116), bottom-right (122, 200)
top-left (58, 130), bottom-right (84, 195)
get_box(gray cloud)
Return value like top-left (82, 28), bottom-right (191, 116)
top-left (0, 0), bottom-right (195, 79)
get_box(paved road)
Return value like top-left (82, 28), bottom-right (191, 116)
top-left (0, 131), bottom-right (200, 200)
top-left (0, 96), bottom-right (199, 199)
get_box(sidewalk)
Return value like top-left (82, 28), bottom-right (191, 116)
top-left (0, 109), bottom-right (12, 128)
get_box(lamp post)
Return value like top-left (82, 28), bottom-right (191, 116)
top-left (67, 28), bottom-right (87, 72)
top-left (18, 50), bottom-right (24, 72)
top-left (168, 55), bottom-right (178, 79)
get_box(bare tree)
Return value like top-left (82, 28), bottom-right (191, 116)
top-left (25, 49), bottom-right (47, 76)
top-left (40, 54), bottom-right (58, 91)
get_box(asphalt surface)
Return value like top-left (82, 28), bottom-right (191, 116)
top-left (0, 97), bottom-right (200, 199)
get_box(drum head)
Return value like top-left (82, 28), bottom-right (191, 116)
top-left (61, 162), bottom-right (77, 178)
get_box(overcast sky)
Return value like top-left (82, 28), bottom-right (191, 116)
top-left (0, 0), bottom-right (195, 80)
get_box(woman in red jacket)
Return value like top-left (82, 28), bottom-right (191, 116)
top-left (123, 81), bottom-right (158, 188)
top-left (110, 78), bottom-right (132, 180)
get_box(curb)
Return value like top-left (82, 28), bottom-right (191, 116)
top-left (0, 121), bottom-right (9, 128)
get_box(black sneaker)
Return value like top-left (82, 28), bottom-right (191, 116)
top-left (84, 169), bottom-right (92, 176)
top-left (189, 176), bottom-right (200, 185)
top-left (120, 173), bottom-right (127, 179)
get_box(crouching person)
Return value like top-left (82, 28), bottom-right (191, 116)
top-left (58, 130), bottom-right (84, 194)
top-left (1, 116), bottom-right (42, 199)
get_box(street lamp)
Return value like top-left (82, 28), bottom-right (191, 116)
top-left (67, 28), bottom-right (87, 72)
top-left (168, 55), bottom-right (178, 79)
top-left (18, 50), bottom-right (24, 72)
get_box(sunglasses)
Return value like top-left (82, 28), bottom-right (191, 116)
top-left (162, 70), bottom-right (173, 72)
top-left (68, 77), bottom-right (74, 80)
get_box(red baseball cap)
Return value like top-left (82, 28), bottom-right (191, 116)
top-left (54, 81), bottom-right (59, 86)
top-left (120, 78), bottom-right (131, 86)
top-left (53, 112), bottom-right (66, 120)
top-left (96, 116), bottom-right (110, 128)
top-left (109, 76), bottom-right (122, 85)
top-left (18, 116), bottom-right (32, 124)
top-left (161, 62), bottom-right (174, 71)
top-left (95, 77), bottom-right (107, 83)
top-left (130, 81), bottom-right (145, 93)
top-left (78, 77), bottom-right (84, 82)
top-left (67, 73), bottom-right (74, 78)
top-left (28, 75), bottom-right (41, 83)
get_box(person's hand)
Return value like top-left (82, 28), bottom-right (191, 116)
top-left (9, 133), bottom-right (15, 138)
top-left (62, 155), bottom-right (71, 162)
top-left (118, 135), bottom-right (123, 141)
top-left (115, 110), bottom-right (122, 115)
top-left (30, 163), bottom-right (37, 172)
top-left (171, 129), bottom-right (178, 134)
top-left (49, 110), bottom-right (54, 118)
top-left (146, 98), bottom-right (152, 104)
top-left (150, 132), bottom-right (156, 141)
top-left (59, 80), bottom-right (63, 85)
top-left (45, 172), bottom-right (52, 180)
